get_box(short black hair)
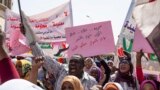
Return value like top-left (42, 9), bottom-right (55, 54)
top-left (70, 54), bottom-right (84, 67)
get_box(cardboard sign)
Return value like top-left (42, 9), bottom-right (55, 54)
top-left (66, 21), bottom-right (115, 57)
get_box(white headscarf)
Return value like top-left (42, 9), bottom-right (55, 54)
top-left (0, 79), bottom-right (43, 90)
top-left (84, 58), bottom-right (97, 73)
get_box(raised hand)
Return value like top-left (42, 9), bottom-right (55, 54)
top-left (20, 23), bottom-right (25, 35)
top-left (29, 56), bottom-right (44, 84)
top-left (136, 49), bottom-right (144, 59)
top-left (32, 56), bottom-right (44, 69)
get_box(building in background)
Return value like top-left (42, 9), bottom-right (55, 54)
top-left (0, 0), bottom-right (12, 31)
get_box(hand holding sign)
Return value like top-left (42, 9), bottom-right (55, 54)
top-left (21, 11), bottom-right (37, 45)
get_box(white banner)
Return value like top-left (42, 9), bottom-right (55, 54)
top-left (5, 0), bottom-right (73, 42)
top-left (116, 0), bottom-right (136, 57)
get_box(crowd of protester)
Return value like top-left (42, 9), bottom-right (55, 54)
top-left (0, 27), bottom-right (160, 90)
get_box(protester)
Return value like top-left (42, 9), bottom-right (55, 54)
top-left (96, 55), bottom-right (111, 86)
top-left (103, 82), bottom-right (123, 90)
top-left (106, 60), bottom-right (118, 75)
top-left (61, 75), bottom-right (84, 90)
top-left (15, 59), bottom-right (31, 80)
top-left (0, 30), bottom-right (20, 84)
top-left (43, 72), bottom-right (55, 90)
top-left (110, 51), bottom-right (138, 90)
top-left (0, 79), bottom-right (43, 90)
top-left (140, 80), bottom-right (158, 90)
top-left (136, 50), bottom-right (160, 90)
top-left (29, 56), bottom-right (44, 88)
top-left (84, 57), bottom-right (97, 74)
top-left (0, 30), bottom-right (44, 90)
top-left (19, 20), bottom-right (97, 90)
top-left (90, 66), bottom-right (102, 82)
top-left (29, 44), bottom-right (97, 90)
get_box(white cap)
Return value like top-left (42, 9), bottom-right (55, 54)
top-left (0, 79), bottom-right (43, 90)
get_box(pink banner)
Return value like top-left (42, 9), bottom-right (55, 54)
top-left (5, 0), bottom-right (73, 42)
top-left (66, 21), bottom-right (115, 57)
top-left (9, 30), bottom-right (30, 55)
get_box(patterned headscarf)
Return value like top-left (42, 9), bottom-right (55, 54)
top-left (16, 60), bottom-right (31, 80)
top-left (61, 75), bottom-right (84, 90)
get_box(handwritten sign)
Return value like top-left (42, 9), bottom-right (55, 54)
top-left (66, 21), bottom-right (115, 57)
top-left (5, 0), bottom-right (73, 42)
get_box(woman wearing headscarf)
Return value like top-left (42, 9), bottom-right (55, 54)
top-left (16, 59), bottom-right (31, 80)
top-left (136, 50), bottom-right (160, 90)
top-left (84, 58), bottom-right (97, 74)
top-left (95, 55), bottom-right (111, 86)
top-left (103, 82), bottom-right (123, 90)
top-left (110, 51), bottom-right (138, 90)
top-left (140, 80), bottom-right (158, 90)
top-left (0, 30), bottom-right (19, 84)
top-left (90, 66), bottom-right (102, 82)
top-left (61, 75), bottom-right (84, 90)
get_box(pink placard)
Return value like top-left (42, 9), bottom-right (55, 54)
top-left (66, 21), bottom-right (115, 57)
top-left (132, 28), bottom-right (154, 53)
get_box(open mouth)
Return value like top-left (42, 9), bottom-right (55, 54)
top-left (69, 66), bottom-right (77, 73)
top-left (70, 69), bottom-right (76, 72)
top-left (120, 66), bottom-right (126, 70)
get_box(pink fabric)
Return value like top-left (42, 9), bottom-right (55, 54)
top-left (140, 80), bottom-right (157, 90)
top-left (132, 28), bottom-right (154, 53)
top-left (136, 66), bottom-right (158, 90)
top-left (0, 57), bottom-right (20, 84)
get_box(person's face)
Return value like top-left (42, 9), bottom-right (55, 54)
top-left (69, 59), bottom-right (83, 77)
top-left (16, 61), bottom-right (23, 77)
top-left (107, 62), bottom-right (113, 67)
top-left (90, 69), bottom-right (98, 79)
top-left (100, 66), bottom-right (105, 74)
top-left (62, 81), bottom-right (74, 90)
top-left (143, 83), bottom-right (155, 90)
top-left (119, 60), bottom-right (130, 73)
top-left (84, 59), bottom-right (93, 69)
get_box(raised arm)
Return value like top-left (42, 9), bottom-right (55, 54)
top-left (29, 56), bottom-right (43, 84)
top-left (28, 38), bottom-right (65, 79)
top-left (19, 12), bottom-right (64, 78)
top-left (136, 50), bottom-right (145, 84)
top-left (0, 31), bottom-right (19, 84)
top-left (96, 55), bottom-right (111, 86)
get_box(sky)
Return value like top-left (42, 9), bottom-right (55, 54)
top-left (12, 0), bottom-right (132, 43)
